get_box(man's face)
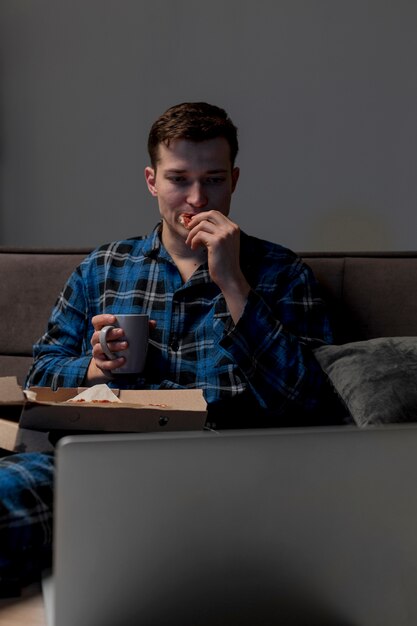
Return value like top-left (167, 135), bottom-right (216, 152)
top-left (145, 138), bottom-right (239, 235)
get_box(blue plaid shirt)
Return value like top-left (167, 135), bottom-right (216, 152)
top-left (25, 223), bottom-right (333, 423)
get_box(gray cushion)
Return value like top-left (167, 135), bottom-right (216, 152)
top-left (314, 337), bottom-right (417, 427)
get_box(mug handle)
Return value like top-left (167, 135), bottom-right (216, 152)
top-left (99, 325), bottom-right (119, 360)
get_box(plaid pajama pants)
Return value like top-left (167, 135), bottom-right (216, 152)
top-left (0, 452), bottom-right (55, 595)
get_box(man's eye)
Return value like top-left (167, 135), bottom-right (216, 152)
top-left (168, 176), bottom-right (187, 184)
top-left (206, 177), bottom-right (225, 184)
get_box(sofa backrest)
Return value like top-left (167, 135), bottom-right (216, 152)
top-left (304, 253), bottom-right (417, 344)
top-left (1, 248), bottom-right (417, 385)
top-left (0, 248), bottom-right (90, 384)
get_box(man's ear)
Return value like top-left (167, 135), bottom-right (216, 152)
top-left (144, 166), bottom-right (158, 197)
top-left (231, 167), bottom-right (240, 193)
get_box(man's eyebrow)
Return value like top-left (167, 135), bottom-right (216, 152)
top-left (164, 168), bottom-right (229, 174)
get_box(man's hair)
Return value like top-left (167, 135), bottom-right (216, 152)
top-left (147, 102), bottom-right (239, 169)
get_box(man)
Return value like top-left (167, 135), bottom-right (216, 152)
top-left (0, 102), bottom-right (341, 592)
top-left (26, 101), bottom-right (335, 427)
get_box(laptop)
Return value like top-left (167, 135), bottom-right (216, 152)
top-left (43, 424), bottom-right (417, 626)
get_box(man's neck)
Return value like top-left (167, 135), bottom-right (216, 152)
top-left (161, 223), bottom-right (207, 264)
top-left (160, 223), bottom-right (207, 282)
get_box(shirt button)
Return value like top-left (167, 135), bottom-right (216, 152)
top-left (170, 339), bottom-right (179, 352)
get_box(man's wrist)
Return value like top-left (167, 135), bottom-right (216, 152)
top-left (84, 358), bottom-right (114, 386)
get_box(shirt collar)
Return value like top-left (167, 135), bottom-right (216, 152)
top-left (142, 221), bottom-right (169, 260)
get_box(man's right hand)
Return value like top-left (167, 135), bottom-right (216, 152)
top-left (85, 314), bottom-right (128, 384)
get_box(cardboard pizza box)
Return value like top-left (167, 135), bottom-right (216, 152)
top-left (19, 385), bottom-right (208, 433)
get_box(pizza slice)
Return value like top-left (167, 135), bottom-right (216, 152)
top-left (178, 213), bottom-right (194, 229)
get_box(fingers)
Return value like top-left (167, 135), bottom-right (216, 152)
top-left (91, 328), bottom-right (126, 372)
top-left (185, 211), bottom-right (222, 248)
top-left (186, 210), bottom-right (223, 231)
top-left (90, 315), bottom-right (123, 351)
top-left (90, 314), bottom-right (125, 372)
top-left (92, 329), bottom-right (127, 356)
top-left (91, 313), bottom-right (117, 330)
top-left (185, 211), bottom-right (238, 251)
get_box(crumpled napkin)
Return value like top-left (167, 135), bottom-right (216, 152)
top-left (66, 384), bottom-right (121, 403)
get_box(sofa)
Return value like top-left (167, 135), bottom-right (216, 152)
top-left (1, 247), bottom-right (417, 447)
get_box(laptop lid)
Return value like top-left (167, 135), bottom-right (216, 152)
top-left (46, 425), bottom-right (417, 626)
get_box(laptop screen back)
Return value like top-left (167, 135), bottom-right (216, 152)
top-left (48, 425), bottom-right (417, 626)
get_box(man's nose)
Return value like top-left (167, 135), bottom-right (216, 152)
top-left (187, 182), bottom-right (208, 208)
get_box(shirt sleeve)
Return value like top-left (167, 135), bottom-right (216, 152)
top-left (219, 259), bottom-right (333, 414)
top-left (24, 264), bottom-right (92, 389)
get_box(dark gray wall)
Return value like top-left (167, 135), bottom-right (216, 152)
top-left (1, 1), bottom-right (416, 251)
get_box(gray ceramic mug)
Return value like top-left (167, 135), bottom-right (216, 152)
top-left (99, 314), bottom-right (149, 374)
